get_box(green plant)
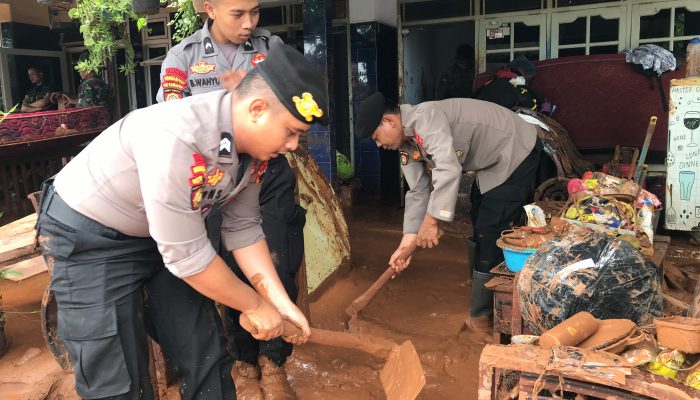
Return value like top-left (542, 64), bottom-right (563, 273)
top-left (164, 0), bottom-right (203, 43)
top-left (0, 104), bottom-right (18, 124)
top-left (68, 0), bottom-right (149, 74)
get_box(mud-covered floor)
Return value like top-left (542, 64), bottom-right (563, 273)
top-left (1, 203), bottom-right (699, 399)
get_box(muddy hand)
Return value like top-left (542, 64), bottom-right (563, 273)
top-left (389, 234), bottom-right (417, 273)
top-left (278, 303), bottom-right (310, 345)
top-left (219, 70), bottom-right (247, 91)
top-left (240, 298), bottom-right (283, 341)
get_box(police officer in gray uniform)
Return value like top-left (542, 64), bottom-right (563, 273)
top-left (354, 92), bottom-right (542, 329)
top-left (37, 44), bottom-right (323, 400)
top-left (157, 2), bottom-right (305, 398)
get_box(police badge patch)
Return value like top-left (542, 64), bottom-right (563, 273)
top-left (400, 151), bottom-right (409, 165)
top-left (203, 37), bottom-right (215, 54)
top-left (455, 150), bottom-right (464, 159)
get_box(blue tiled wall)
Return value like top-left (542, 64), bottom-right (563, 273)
top-left (303, 0), bottom-right (335, 180)
top-left (351, 22), bottom-right (399, 202)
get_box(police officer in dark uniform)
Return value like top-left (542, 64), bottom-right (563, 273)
top-left (157, 1), bottom-right (305, 398)
top-left (36, 44), bottom-right (323, 400)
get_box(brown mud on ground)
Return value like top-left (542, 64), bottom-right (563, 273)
top-left (0, 273), bottom-right (77, 400)
top-left (286, 204), bottom-right (489, 400)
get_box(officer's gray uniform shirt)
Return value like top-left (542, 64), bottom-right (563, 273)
top-left (156, 20), bottom-right (282, 102)
top-left (399, 99), bottom-right (537, 233)
top-left (53, 91), bottom-right (265, 278)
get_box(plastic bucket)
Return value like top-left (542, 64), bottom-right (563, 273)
top-left (502, 246), bottom-right (536, 272)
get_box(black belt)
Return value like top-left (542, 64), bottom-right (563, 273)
top-left (40, 184), bottom-right (117, 235)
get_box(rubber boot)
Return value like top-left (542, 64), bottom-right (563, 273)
top-left (259, 356), bottom-right (296, 400)
top-left (466, 238), bottom-right (477, 284)
top-left (0, 318), bottom-right (7, 359)
top-left (469, 269), bottom-right (495, 324)
top-left (232, 361), bottom-right (263, 400)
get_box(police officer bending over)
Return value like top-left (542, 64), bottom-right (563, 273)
top-left (354, 93), bottom-right (542, 330)
top-left (37, 44), bottom-right (324, 400)
top-left (156, 1), bottom-right (306, 398)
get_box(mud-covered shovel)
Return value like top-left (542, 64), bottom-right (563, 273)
top-left (241, 316), bottom-right (426, 400)
top-left (344, 266), bottom-right (395, 328)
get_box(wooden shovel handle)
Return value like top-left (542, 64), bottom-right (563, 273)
top-left (240, 314), bottom-right (394, 359)
top-left (345, 266), bottom-right (396, 317)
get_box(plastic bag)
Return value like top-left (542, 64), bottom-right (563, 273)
top-left (519, 227), bottom-right (663, 335)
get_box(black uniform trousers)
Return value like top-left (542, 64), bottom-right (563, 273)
top-left (36, 184), bottom-right (234, 400)
top-left (207, 156), bottom-right (305, 367)
top-left (470, 139), bottom-right (543, 273)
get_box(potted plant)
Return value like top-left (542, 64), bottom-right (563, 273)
top-left (68, 0), bottom-right (148, 74)
top-left (164, 0), bottom-right (204, 43)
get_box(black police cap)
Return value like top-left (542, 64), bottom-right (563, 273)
top-left (257, 43), bottom-right (329, 125)
top-left (354, 92), bottom-right (385, 139)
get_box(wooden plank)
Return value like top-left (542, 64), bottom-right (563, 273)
top-left (0, 213), bottom-right (38, 263)
top-left (0, 255), bottom-right (47, 281)
top-left (647, 234), bottom-right (670, 268)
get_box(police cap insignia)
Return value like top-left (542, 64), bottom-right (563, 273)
top-left (400, 151), bottom-right (409, 165)
top-left (292, 93), bottom-right (323, 122)
top-left (256, 44), bottom-right (329, 125)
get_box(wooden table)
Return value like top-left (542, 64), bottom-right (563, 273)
top-left (487, 234), bottom-right (672, 343)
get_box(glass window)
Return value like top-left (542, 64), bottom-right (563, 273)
top-left (559, 47), bottom-right (586, 57)
top-left (403, 0), bottom-right (470, 22)
top-left (148, 47), bottom-right (167, 59)
top-left (589, 45), bottom-right (618, 55)
top-left (559, 17), bottom-right (586, 45)
top-left (640, 8), bottom-right (671, 40)
top-left (590, 15), bottom-right (618, 43)
top-left (486, 25), bottom-right (510, 51)
top-left (260, 6), bottom-right (284, 26)
top-left (145, 18), bottom-right (167, 39)
top-left (556, 0), bottom-right (617, 7)
top-left (514, 22), bottom-right (540, 48)
top-left (675, 7), bottom-right (700, 37)
top-left (485, 52), bottom-right (510, 71)
top-left (483, 0), bottom-right (541, 15)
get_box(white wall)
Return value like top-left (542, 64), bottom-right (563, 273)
top-left (349, 0), bottom-right (397, 27)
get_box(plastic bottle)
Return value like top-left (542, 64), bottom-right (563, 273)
top-left (686, 37), bottom-right (700, 78)
top-left (538, 311), bottom-right (599, 348)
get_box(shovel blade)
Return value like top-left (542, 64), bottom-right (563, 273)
top-left (379, 340), bottom-right (425, 400)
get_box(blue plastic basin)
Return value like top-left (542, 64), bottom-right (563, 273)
top-left (502, 247), bottom-right (536, 272)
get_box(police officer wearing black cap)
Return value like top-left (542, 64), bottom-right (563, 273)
top-left (354, 92), bottom-right (542, 329)
top-left (36, 44), bottom-right (326, 400)
top-left (158, 2), bottom-right (307, 396)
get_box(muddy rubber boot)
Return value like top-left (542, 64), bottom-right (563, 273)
top-left (0, 318), bottom-right (7, 359)
top-left (468, 269), bottom-right (494, 328)
top-left (232, 361), bottom-right (264, 400)
top-left (259, 356), bottom-right (296, 400)
top-left (466, 238), bottom-right (477, 284)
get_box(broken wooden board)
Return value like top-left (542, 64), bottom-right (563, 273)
top-left (1, 255), bottom-right (47, 282)
top-left (0, 213), bottom-right (38, 264)
top-left (478, 344), bottom-right (700, 400)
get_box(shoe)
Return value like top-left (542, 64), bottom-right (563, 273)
top-left (232, 361), bottom-right (263, 400)
top-left (259, 356), bottom-right (296, 400)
